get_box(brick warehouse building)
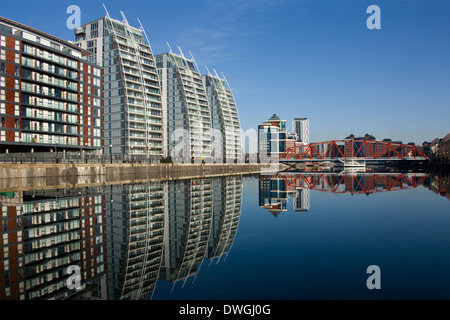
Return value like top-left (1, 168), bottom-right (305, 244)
top-left (0, 16), bottom-right (103, 154)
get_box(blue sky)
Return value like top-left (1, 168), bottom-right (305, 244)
top-left (2, 0), bottom-right (449, 144)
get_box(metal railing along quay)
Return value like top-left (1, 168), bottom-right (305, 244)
top-left (0, 152), bottom-right (162, 164)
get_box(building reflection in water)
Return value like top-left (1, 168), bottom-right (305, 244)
top-left (294, 189), bottom-right (310, 212)
top-left (159, 178), bottom-right (214, 289)
top-left (208, 176), bottom-right (242, 263)
top-left (0, 175), bottom-right (243, 300)
top-left (0, 187), bottom-right (106, 300)
top-left (259, 171), bottom-right (436, 217)
top-left (102, 182), bottom-right (165, 300)
top-left (259, 177), bottom-right (289, 216)
top-left (159, 175), bottom-right (242, 293)
top-left (424, 174), bottom-right (450, 200)
top-left (3, 172), bottom-right (444, 299)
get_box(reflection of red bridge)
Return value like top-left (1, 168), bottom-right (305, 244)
top-left (276, 172), bottom-right (428, 195)
top-left (279, 139), bottom-right (428, 162)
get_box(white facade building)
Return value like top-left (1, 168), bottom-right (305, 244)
top-left (74, 14), bottom-right (164, 158)
top-left (203, 73), bottom-right (241, 162)
top-left (292, 118), bottom-right (309, 145)
top-left (156, 51), bottom-right (212, 162)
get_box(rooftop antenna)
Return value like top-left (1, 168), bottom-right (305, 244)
top-left (137, 18), bottom-right (144, 31)
top-left (222, 72), bottom-right (232, 90)
top-left (177, 46), bottom-right (185, 58)
top-left (102, 3), bottom-right (111, 18)
top-left (137, 17), bottom-right (154, 53)
top-left (189, 50), bottom-right (200, 72)
top-left (213, 68), bottom-right (220, 79)
top-left (166, 41), bottom-right (173, 53)
top-left (205, 65), bottom-right (212, 75)
top-left (120, 10), bottom-right (129, 25)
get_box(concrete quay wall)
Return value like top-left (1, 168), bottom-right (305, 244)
top-left (0, 163), bottom-right (284, 191)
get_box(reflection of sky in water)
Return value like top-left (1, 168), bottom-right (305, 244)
top-left (153, 176), bottom-right (450, 300)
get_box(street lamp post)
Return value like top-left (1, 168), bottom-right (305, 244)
top-left (19, 137), bottom-right (23, 164)
top-left (109, 144), bottom-right (112, 164)
top-left (130, 146), bottom-right (134, 163)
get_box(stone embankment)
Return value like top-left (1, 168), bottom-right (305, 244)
top-left (0, 162), bottom-right (287, 191)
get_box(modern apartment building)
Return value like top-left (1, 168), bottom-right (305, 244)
top-left (203, 73), bottom-right (241, 162)
top-left (74, 14), bottom-right (163, 157)
top-left (156, 52), bottom-right (212, 162)
top-left (0, 16), bottom-right (103, 154)
top-left (292, 117), bottom-right (309, 145)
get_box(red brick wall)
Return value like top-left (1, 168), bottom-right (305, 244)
top-left (5, 36), bottom-right (16, 50)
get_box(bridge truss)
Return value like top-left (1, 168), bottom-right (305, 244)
top-left (279, 139), bottom-right (428, 162)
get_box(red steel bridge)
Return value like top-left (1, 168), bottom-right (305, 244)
top-left (279, 139), bottom-right (428, 162)
top-left (275, 172), bottom-right (428, 195)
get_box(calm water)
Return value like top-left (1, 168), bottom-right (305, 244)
top-left (0, 171), bottom-right (449, 300)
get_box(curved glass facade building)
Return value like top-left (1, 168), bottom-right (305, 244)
top-left (203, 73), bottom-right (241, 163)
top-left (75, 15), bottom-right (163, 158)
top-left (156, 52), bottom-right (212, 162)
